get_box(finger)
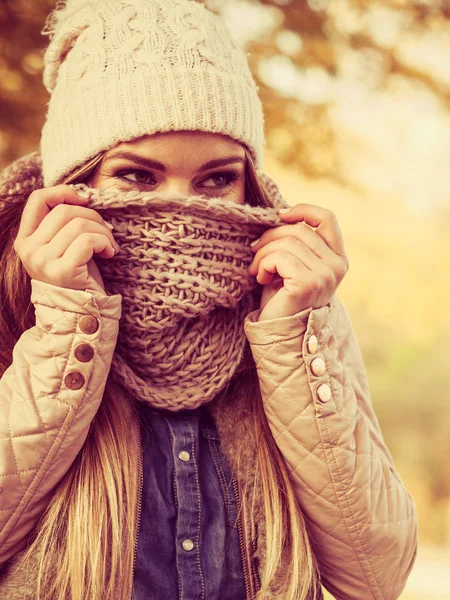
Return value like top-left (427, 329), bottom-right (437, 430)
top-left (249, 238), bottom-right (322, 277)
top-left (256, 250), bottom-right (311, 286)
top-left (30, 204), bottom-right (114, 247)
top-left (35, 209), bottom-right (118, 253)
top-left (279, 204), bottom-right (347, 257)
top-left (44, 218), bottom-right (118, 259)
top-left (251, 222), bottom-right (334, 260)
top-left (16, 185), bottom-right (89, 242)
top-left (62, 232), bottom-right (115, 270)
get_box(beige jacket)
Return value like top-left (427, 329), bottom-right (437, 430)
top-left (0, 279), bottom-right (417, 599)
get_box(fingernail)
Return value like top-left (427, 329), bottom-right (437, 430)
top-left (104, 220), bottom-right (114, 230)
top-left (279, 207), bottom-right (291, 214)
top-left (250, 237), bottom-right (260, 247)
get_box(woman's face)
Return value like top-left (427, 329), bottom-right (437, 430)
top-left (88, 131), bottom-right (246, 204)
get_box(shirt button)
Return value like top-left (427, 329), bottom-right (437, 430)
top-left (178, 451), bottom-right (191, 462)
top-left (74, 343), bottom-right (94, 363)
top-left (317, 383), bottom-right (331, 403)
top-left (65, 372), bottom-right (85, 390)
top-left (310, 357), bottom-right (326, 377)
top-left (307, 335), bottom-right (318, 354)
top-left (79, 315), bottom-right (99, 335)
top-left (182, 539), bottom-right (194, 552)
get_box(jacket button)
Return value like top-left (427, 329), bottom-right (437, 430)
top-left (65, 372), bottom-right (85, 390)
top-left (79, 315), bottom-right (99, 335)
top-left (310, 357), bottom-right (326, 377)
top-left (307, 335), bottom-right (318, 354)
top-left (182, 539), bottom-right (194, 552)
top-left (74, 343), bottom-right (94, 363)
top-left (317, 383), bottom-right (331, 403)
top-left (178, 451), bottom-right (191, 462)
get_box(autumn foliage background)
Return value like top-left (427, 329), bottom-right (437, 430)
top-left (1, 1), bottom-right (449, 598)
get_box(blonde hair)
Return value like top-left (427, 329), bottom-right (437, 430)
top-left (0, 147), bottom-right (321, 599)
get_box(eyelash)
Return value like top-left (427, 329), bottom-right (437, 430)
top-left (113, 168), bottom-right (240, 194)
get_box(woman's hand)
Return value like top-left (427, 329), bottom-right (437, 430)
top-left (248, 204), bottom-right (349, 322)
top-left (13, 185), bottom-right (120, 294)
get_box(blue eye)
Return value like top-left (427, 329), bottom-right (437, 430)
top-left (114, 169), bottom-right (157, 186)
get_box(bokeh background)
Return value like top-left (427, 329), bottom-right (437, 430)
top-left (1, 0), bottom-right (449, 597)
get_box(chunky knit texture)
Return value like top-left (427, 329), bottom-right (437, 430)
top-left (70, 182), bottom-right (285, 411)
top-left (39, 0), bottom-right (265, 187)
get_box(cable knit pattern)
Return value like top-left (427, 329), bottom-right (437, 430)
top-left (39, 0), bottom-right (265, 187)
top-left (69, 182), bottom-right (285, 411)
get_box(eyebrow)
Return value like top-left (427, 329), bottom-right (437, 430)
top-left (104, 150), bottom-right (245, 172)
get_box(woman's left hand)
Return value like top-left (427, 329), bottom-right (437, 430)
top-left (248, 204), bottom-right (350, 322)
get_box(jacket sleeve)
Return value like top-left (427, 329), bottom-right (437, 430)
top-left (0, 279), bottom-right (122, 566)
top-left (244, 293), bottom-right (418, 600)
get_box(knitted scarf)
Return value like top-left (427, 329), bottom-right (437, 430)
top-left (69, 182), bottom-right (284, 411)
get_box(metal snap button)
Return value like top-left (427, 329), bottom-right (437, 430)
top-left (182, 539), bottom-right (194, 552)
top-left (178, 451), bottom-right (191, 462)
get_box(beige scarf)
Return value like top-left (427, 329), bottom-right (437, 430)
top-left (69, 182), bottom-right (284, 411)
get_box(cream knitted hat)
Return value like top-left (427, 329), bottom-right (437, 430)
top-left (39, 0), bottom-right (265, 188)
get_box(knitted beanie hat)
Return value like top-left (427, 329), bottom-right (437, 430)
top-left (40, 0), bottom-right (265, 188)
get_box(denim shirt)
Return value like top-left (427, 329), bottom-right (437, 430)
top-left (132, 403), bottom-right (247, 600)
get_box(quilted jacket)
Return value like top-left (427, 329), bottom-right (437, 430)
top-left (0, 278), bottom-right (418, 599)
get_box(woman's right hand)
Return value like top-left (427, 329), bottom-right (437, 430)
top-left (13, 185), bottom-right (119, 294)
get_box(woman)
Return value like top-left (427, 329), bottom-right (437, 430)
top-left (0, 1), bottom-right (417, 599)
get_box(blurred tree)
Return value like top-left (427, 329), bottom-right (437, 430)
top-left (1, 0), bottom-right (450, 180)
top-left (224, 0), bottom-right (450, 179)
top-left (0, 0), bottom-right (54, 165)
